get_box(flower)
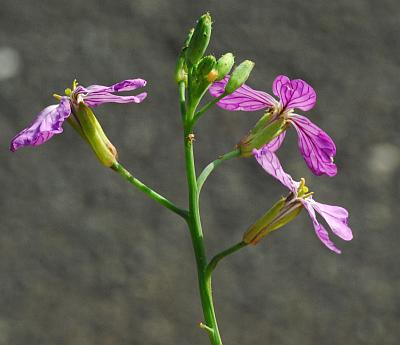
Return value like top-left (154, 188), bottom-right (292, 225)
top-left (252, 145), bottom-right (352, 253)
top-left (10, 79), bottom-right (147, 152)
top-left (209, 75), bottom-right (337, 177)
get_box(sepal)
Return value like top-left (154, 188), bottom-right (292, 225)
top-left (243, 196), bottom-right (303, 244)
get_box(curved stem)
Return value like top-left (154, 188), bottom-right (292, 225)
top-left (197, 149), bottom-right (240, 193)
top-left (112, 162), bottom-right (189, 220)
top-left (206, 241), bottom-right (248, 280)
top-left (191, 93), bottom-right (227, 126)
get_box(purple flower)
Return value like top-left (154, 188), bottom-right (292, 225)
top-left (10, 79), bottom-right (147, 152)
top-left (253, 146), bottom-right (352, 254)
top-left (209, 75), bottom-right (337, 177)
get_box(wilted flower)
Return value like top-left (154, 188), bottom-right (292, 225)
top-left (10, 79), bottom-right (147, 152)
top-left (252, 146), bottom-right (352, 253)
top-left (209, 75), bottom-right (337, 177)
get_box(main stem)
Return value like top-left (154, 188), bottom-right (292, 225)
top-left (182, 77), bottom-right (223, 344)
top-left (184, 135), bottom-right (223, 345)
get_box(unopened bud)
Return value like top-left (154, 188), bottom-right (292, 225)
top-left (243, 196), bottom-right (303, 245)
top-left (174, 29), bottom-right (194, 84)
top-left (186, 13), bottom-right (212, 66)
top-left (73, 103), bottom-right (118, 167)
top-left (175, 51), bottom-right (188, 84)
top-left (215, 53), bottom-right (234, 81)
top-left (189, 55), bottom-right (217, 106)
top-left (196, 55), bottom-right (217, 78)
top-left (225, 60), bottom-right (254, 94)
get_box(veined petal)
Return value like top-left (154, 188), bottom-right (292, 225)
top-left (310, 200), bottom-right (353, 241)
top-left (253, 146), bottom-right (299, 193)
top-left (272, 75), bottom-right (316, 111)
top-left (263, 131), bottom-right (286, 152)
top-left (83, 92), bottom-right (147, 107)
top-left (10, 97), bottom-right (71, 151)
top-left (78, 79), bottom-right (147, 107)
top-left (290, 114), bottom-right (337, 177)
top-left (85, 79), bottom-right (147, 93)
top-left (209, 76), bottom-right (276, 111)
top-left (302, 200), bottom-right (342, 254)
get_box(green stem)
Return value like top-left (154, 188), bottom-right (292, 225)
top-left (197, 149), bottom-right (240, 193)
top-left (184, 136), bottom-right (223, 345)
top-left (181, 77), bottom-right (223, 344)
top-left (191, 93), bottom-right (227, 126)
top-left (206, 241), bottom-right (248, 280)
top-left (112, 162), bottom-right (189, 220)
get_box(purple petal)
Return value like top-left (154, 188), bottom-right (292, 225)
top-left (272, 75), bottom-right (316, 111)
top-left (10, 97), bottom-right (71, 152)
top-left (77, 79), bottom-right (147, 107)
top-left (263, 131), bottom-right (286, 152)
top-left (85, 79), bottom-right (147, 93)
top-left (302, 200), bottom-right (342, 254)
top-left (253, 146), bottom-right (299, 193)
top-left (311, 200), bottom-right (353, 241)
top-left (209, 76), bottom-right (276, 111)
top-left (290, 114), bottom-right (337, 177)
top-left (83, 92), bottom-right (147, 107)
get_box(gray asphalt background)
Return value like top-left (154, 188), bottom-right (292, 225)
top-left (1, 0), bottom-right (399, 344)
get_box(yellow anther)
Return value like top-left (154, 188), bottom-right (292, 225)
top-left (52, 93), bottom-right (62, 101)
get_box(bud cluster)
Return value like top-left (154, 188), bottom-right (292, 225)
top-left (174, 13), bottom-right (255, 119)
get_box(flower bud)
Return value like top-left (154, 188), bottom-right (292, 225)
top-left (175, 51), bottom-right (188, 84)
top-left (215, 53), bottom-right (234, 81)
top-left (238, 111), bottom-right (286, 157)
top-left (243, 196), bottom-right (303, 245)
top-left (189, 55), bottom-right (217, 105)
top-left (225, 60), bottom-right (255, 94)
top-left (186, 13), bottom-right (212, 66)
top-left (196, 55), bottom-right (217, 78)
top-left (72, 103), bottom-right (118, 167)
top-left (174, 29), bottom-right (194, 85)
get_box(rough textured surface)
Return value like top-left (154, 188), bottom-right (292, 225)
top-left (1, 1), bottom-right (399, 344)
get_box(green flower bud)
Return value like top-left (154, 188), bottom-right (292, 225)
top-left (186, 13), bottom-right (212, 66)
top-left (175, 51), bottom-right (188, 84)
top-left (174, 29), bottom-right (194, 85)
top-left (196, 55), bottom-right (217, 78)
top-left (215, 53), bottom-right (234, 81)
top-left (243, 196), bottom-right (303, 245)
top-left (188, 55), bottom-right (217, 110)
top-left (238, 111), bottom-right (286, 157)
top-left (72, 103), bottom-right (118, 167)
top-left (225, 60), bottom-right (255, 94)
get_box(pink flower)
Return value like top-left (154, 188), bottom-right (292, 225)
top-left (210, 75), bottom-right (337, 177)
top-left (10, 79), bottom-right (147, 152)
top-left (253, 146), bottom-right (352, 254)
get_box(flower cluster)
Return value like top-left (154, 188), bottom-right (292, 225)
top-left (210, 74), bottom-right (352, 253)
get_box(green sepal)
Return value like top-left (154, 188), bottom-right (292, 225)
top-left (186, 13), bottom-right (212, 66)
top-left (243, 197), bottom-right (286, 244)
top-left (238, 116), bottom-right (286, 157)
top-left (243, 197), bottom-right (303, 244)
top-left (225, 60), bottom-right (254, 94)
top-left (215, 53), bottom-right (234, 81)
top-left (72, 103), bottom-right (117, 167)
